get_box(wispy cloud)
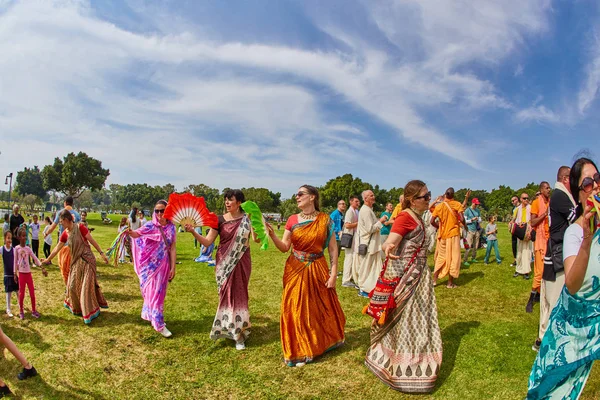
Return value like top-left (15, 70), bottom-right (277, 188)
top-left (515, 105), bottom-right (561, 124)
top-left (578, 30), bottom-right (600, 115)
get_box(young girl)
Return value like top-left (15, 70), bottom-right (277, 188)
top-left (43, 217), bottom-right (53, 259)
top-left (484, 215), bottom-right (501, 265)
top-left (117, 217), bottom-right (130, 263)
top-left (14, 227), bottom-right (47, 319)
top-left (1, 231), bottom-right (19, 317)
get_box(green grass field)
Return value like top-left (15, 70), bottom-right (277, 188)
top-left (1, 213), bottom-right (599, 399)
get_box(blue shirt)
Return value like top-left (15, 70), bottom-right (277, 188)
top-left (380, 211), bottom-right (392, 235)
top-left (54, 207), bottom-right (81, 235)
top-left (330, 209), bottom-right (344, 240)
top-left (464, 207), bottom-right (481, 232)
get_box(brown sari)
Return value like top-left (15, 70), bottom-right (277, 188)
top-left (64, 224), bottom-right (108, 324)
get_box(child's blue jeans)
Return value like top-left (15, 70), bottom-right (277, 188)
top-left (484, 239), bottom-right (501, 263)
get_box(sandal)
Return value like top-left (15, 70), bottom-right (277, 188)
top-left (446, 284), bottom-right (458, 289)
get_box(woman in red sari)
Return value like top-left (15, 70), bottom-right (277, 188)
top-left (186, 189), bottom-right (259, 350)
top-left (268, 185), bottom-right (346, 367)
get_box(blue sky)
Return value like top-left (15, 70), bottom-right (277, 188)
top-left (0, 0), bottom-right (599, 197)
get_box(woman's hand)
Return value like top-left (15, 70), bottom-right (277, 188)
top-left (169, 266), bottom-right (176, 282)
top-left (184, 224), bottom-right (195, 233)
top-left (326, 274), bottom-right (336, 289)
top-left (266, 223), bottom-right (275, 238)
top-left (582, 202), bottom-right (595, 241)
top-left (41, 258), bottom-right (51, 266)
top-left (100, 253), bottom-right (109, 264)
top-left (384, 243), bottom-right (401, 260)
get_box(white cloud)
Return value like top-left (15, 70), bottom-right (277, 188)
top-left (0, 0), bottom-right (556, 193)
top-left (515, 105), bottom-right (561, 124)
top-left (578, 31), bottom-right (600, 115)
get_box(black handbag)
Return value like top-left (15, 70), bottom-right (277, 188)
top-left (358, 233), bottom-right (373, 256)
top-left (340, 233), bottom-right (353, 248)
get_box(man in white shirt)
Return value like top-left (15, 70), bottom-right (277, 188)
top-left (341, 196), bottom-right (360, 288)
top-left (354, 190), bottom-right (387, 297)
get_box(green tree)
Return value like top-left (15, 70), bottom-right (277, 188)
top-left (241, 187), bottom-right (281, 212)
top-left (21, 194), bottom-right (42, 212)
top-left (486, 185), bottom-right (516, 221)
top-left (319, 174), bottom-right (373, 210)
top-left (42, 152), bottom-right (109, 197)
top-left (75, 190), bottom-right (94, 210)
top-left (15, 166), bottom-right (46, 199)
top-left (279, 197), bottom-right (298, 219)
top-left (184, 184), bottom-right (220, 211)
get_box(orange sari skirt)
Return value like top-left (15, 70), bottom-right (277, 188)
top-left (281, 213), bottom-right (346, 366)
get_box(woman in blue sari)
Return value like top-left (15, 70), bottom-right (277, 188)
top-left (528, 157), bottom-right (600, 399)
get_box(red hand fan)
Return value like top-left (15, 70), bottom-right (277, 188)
top-left (163, 193), bottom-right (219, 229)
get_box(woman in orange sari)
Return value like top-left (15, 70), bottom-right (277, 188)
top-left (268, 185), bottom-right (346, 367)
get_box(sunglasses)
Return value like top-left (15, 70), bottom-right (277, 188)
top-left (154, 209), bottom-right (165, 214)
top-left (579, 173), bottom-right (600, 193)
top-left (296, 192), bottom-right (308, 197)
top-left (521, 197), bottom-right (529, 201)
top-left (415, 191), bottom-right (432, 201)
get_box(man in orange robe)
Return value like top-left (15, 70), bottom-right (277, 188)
top-left (431, 188), bottom-right (464, 288)
top-left (526, 181), bottom-right (550, 313)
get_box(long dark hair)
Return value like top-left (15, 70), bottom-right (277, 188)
top-left (570, 157), bottom-right (599, 218)
top-left (130, 207), bottom-right (138, 223)
top-left (300, 184), bottom-right (320, 211)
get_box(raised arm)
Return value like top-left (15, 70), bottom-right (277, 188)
top-left (44, 222), bottom-right (58, 238)
top-left (267, 224), bottom-right (292, 253)
top-left (184, 224), bottom-right (218, 247)
top-left (382, 232), bottom-right (404, 260)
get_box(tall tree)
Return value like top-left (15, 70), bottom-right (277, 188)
top-left (319, 174), bottom-right (373, 210)
top-left (15, 166), bottom-right (46, 199)
top-left (42, 152), bottom-right (109, 197)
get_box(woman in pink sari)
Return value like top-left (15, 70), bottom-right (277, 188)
top-left (129, 200), bottom-right (177, 338)
top-left (185, 189), bottom-right (258, 350)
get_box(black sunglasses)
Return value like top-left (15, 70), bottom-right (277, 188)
top-left (154, 209), bottom-right (166, 214)
top-left (296, 192), bottom-right (308, 197)
top-left (521, 197), bottom-right (529, 201)
top-left (415, 191), bottom-right (432, 201)
top-left (579, 173), bottom-right (600, 193)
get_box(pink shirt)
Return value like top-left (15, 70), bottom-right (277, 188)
top-left (14, 245), bottom-right (41, 273)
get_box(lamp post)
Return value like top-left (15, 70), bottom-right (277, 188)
top-left (5, 173), bottom-right (13, 210)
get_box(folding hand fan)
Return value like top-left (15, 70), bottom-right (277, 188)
top-left (586, 194), bottom-right (600, 232)
top-left (163, 193), bottom-right (219, 229)
top-left (240, 201), bottom-right (269, 250)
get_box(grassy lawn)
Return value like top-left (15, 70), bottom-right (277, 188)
top-left (1, 213), bottom-right (599, 399)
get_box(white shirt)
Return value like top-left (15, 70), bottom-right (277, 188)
top-left (563, 223), bottom-right (583, 261)
top-left (43, 225), bottom-right (53, 246)
top-left (129, 217), bottom-right (143, 231)
top-left (29, 222), bottom-right (41, 240)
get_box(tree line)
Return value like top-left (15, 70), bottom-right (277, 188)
top-left (5, 154), bottom-right (541, 220)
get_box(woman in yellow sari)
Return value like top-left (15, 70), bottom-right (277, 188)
top-left (268, 185), bottom-right (346, 367)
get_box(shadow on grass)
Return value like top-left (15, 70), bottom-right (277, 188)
top-left (456, 271), bottom-right (485, 286)
top-left (39, 310), bottom-right (145, 329)
top-left (435, 320), bottom-right (481, 392)
top-left (14, 376), bottom-right (106, 400)
top-left (95, 272), bottom-right (131, 281)
top-left (102, 292), bottom-right (140, 302)
top-left (1, 325), bottom-right (51, 352)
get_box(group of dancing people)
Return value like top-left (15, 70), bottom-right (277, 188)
top-left (3, 157), bottom-right (600, 397)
